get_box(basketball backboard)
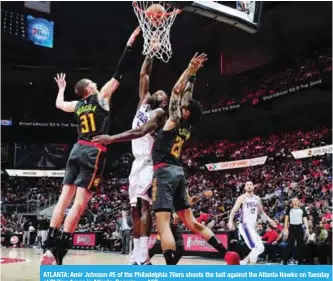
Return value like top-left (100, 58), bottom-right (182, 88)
top-left (168, 1), bottom-right (263, 34)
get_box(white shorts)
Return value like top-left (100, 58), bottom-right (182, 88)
top-left (128, 156), bottom-right (153, 206)
top-left (238, 223), bottom-right (264, 250)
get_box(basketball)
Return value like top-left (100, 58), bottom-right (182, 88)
top-left (146, 4), bottom-right (165, 26)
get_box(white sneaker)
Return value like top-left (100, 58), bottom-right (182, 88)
top-left (240, 258), bottom-right (250, 265)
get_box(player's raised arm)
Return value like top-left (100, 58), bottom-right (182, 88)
top-left (54, 73), bottom-right (78, 113)
top-left (172, 53), bottom-right (207, 98)
top-left (181, 75), bottom-right (196, 107)
top-left (228, 195), bottom-right (243, 230)
top-left (99, 27), bottom-right (141, 103)
top-left (92, 109), bottom-right (167, 145)
top-left (139, 55), bottom-right (153, 105)
top-left (168, 53), bottom-right (207, 123)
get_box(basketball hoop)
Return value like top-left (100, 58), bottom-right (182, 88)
top-left (133, 1), bottom-right (181, 63)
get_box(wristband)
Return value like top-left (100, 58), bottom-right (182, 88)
top-left (112, 70), bottom-right (123, 82)
top-left (188, 74), bottom-right (196, 83)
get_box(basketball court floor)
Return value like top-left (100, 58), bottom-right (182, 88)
top-left (1, 248), bottom-right (227, 281)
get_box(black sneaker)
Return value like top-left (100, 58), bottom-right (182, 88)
top-left (41, 247), bottom-right (68, 265)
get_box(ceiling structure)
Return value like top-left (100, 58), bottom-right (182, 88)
top-left (2, 1), bottom-right (332, 142)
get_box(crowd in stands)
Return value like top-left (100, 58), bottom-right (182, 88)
top-left (182, 127), bottom-right (331, 165)
top-left (1, 127), bottom-right (332, 263)
top-left (1, 177), bottom-right (61, 214)
top-left (204, 45), bottom-right (331, 110)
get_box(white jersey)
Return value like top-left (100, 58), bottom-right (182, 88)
top-left (239, 194), bottom-right (260, 227)
top-left (131, 104), bottom-right (160, 158)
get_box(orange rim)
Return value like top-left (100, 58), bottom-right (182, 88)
top-left (133, 1), bottom-right (182, 18)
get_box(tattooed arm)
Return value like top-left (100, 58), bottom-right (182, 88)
top-left (164, 53), bottom-right (207, 130)
top-left (181, 77), bottom-right (195, 107)
top-left (165, 69), bottom-right (193, 128)
top-left (168, 97), bottom-right (182, 124)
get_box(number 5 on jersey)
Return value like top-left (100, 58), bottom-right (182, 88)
top-left (171, 136), bottom-right (184, 158)
top-left (80, 113), bottom-right (96, 133)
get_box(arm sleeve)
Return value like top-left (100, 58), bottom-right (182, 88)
top-left (112, 45), bottom-right (133, 81)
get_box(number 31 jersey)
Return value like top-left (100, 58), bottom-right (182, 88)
top-left (74, 94), bottom-right (109, 141)
top-left (152, 119), bottom-right (191, 166)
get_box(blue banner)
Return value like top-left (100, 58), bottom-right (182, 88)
top-left (27, 15), bottom-right (54, 48)
top-left (40, 265), bottom-right (332, 281)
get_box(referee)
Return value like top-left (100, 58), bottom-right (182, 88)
top-left (283, 197), bottom-right (309, 265)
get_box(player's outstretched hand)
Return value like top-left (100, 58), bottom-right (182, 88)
top-left (228, 221), bottom-right (235, 231)
top-left (92, 135), bottom-right (113, 145)
top-left (189, 52), bottom-right (208, 72)
top-left (54, 73), bottom-right (66, 90)
top-left (203, 190), bottom-right (213, 198)
top-left (127, 26), bottom-right (141, 47)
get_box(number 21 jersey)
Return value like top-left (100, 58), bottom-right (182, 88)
top-left (74, 94), bottom-right (109, 141)
top-left (152, 119), bottom-right (191, 166)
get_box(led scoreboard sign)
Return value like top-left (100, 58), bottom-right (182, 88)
top-left (2, 10), bottom-right (54, 48)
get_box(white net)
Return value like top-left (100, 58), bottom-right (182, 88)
top-left (133, 1), bottom-right (181, 63)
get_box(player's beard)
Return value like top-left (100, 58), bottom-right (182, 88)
top-left (148, 96), bottom-right (162, 110)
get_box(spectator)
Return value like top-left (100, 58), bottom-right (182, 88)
top-left (262, 225), bottom-right (279, 262)
top-left (22, 218), bottom-right (30, 247)
top-left (316, 222), bottom-right (329, 264)
top-left (117, 210), bottom-right (132, 255)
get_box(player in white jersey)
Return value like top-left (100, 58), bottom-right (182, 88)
top-left (93, 54), bottom-right (168, 265)
top-left (130, 103), bottom-right (162, 206)
top-left (228, 181), bottom-right (276, 264)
